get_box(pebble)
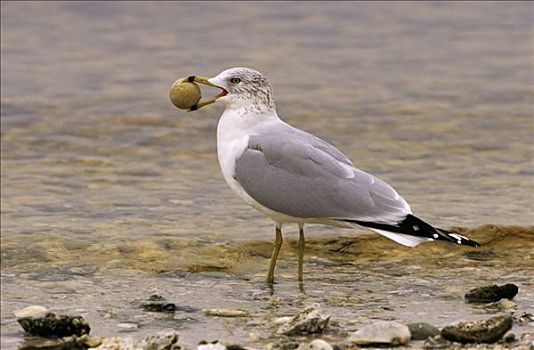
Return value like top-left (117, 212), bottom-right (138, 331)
top-left (440, 314), bottom-right (513, 343)
top-left (465, 283), bottom-right (519, 303)
top-left (514, 312), bottom-right (534, 326)
top-left (14, 305), bottom-right (49, 319)
top-left (503, 332), bottom-right (516, 343)
top-left (493, 298), bottom-right (517, 310)
top-left (92, 336), bottom-right (137, 350)
top-left (267, 338), bottom-right (300, 350)
top-left (197, 340), bottom-right (227, 350)
top-left (17, 312), bottom-right (91, 338)
top-left (117, 322), bottom-right (139, 331)
top-left (140, 294), bottom-right (177, 313)
top-left (278, 304), bottom-right (331, 336)
top-left (348, 321), bottom-right (411, 346)
top-left (407, 322), bottom-right (439, 340)
top-left (307, 339), bottom-right (333, 350)
top-left (140, 331), bottom-right (181, 350)
top-left (203, 309), bottom-right (250, 317)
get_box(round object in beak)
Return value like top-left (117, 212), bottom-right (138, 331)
top-left (169, 80), bottom-right (202, 110)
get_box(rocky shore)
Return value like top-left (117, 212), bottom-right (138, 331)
top-left (12, 284), bottom-right (534, 350)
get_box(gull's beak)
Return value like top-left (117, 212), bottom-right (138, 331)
top-left (186, 76), bottom-right (228, 111)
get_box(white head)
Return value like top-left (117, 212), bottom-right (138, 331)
top-left (207, 67), bottom-right (276, 114)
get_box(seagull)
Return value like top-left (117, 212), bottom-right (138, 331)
top-left (185, 67), bottom-right (480, 284)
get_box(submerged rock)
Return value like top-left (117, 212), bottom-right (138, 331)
top-left (278, 304), bottom-right (331, 336)
top-left (465, 283), bottom-right (519, 303)
top-left (17, 312), bottom-right (91, 338)
top-left (348, 321), bottom-right (410, 346)
top-left (407, 322), bottom-right (439, 340)
top-left (440, 314), bottom-right (513, 343)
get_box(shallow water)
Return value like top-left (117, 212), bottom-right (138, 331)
top-left (1, 2), bottom-right (533, 349)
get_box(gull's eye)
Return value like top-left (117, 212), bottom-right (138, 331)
top-left (230, 77), bottom-right (241, 84)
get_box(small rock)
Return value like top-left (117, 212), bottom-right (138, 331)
top-left (440, 314), bottom-right (513, 343)
top-left (514, 312), bottom-right (534, 326)
top-left (117, 323), bottom-right (139, 331)
top-left (17, 312), bottom-right (91, 338)
top-left (141, 295), bottom-right (177, 313)
top-left (503, 332), bottom-right (516, 343)
top-left (140, 331), bottom-right (180, 350)
top-left (407, 322), bottom-right (439, 340)
top-left (278, 304), bottom-right (331, 336)
top-left (493, 298), bottom-right (517, 310)
top-left (465, 283), bottom-right (519, 303)
top-left (348, 321), bottom-right (410, 346)
top-left (308, 339), bottom-right (333, 350)
top-left (267, 338), bottom-right (299, 350)
top-left (197, 340), bottom-right (227, 350)
top-left (203, 309), bottom-right (250, 317)
top-left (226, 346), bottom-right (250, 350)
top-left (18, 335), bottom-right (101, 350)
top-left (15, 305), bottom-right (49, 319)
top-left (92, 336), bottom-right (138, 350)
top-left (423, 336), bottom-right (451, 350)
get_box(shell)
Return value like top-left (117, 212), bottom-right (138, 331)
top-left (169, 80), bottom-right (202, 110)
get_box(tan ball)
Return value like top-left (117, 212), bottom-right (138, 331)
top-left (169, 80), bottom-right (202, 110)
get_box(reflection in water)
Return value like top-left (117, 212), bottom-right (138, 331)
top-left (1, 1), bottom-right (533, 349)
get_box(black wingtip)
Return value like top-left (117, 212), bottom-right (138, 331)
top-left (437, 228), bottom-right (480, 247)
top-left (344, 214), bottom-right (481, 248)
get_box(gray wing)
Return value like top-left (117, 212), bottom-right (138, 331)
top-left (234, 125), bottom-right (411, 223)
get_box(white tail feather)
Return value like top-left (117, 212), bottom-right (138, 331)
top-left (369, 228), bottom-right (433, 247)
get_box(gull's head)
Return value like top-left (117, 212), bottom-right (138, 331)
top-left (190, 67), bottom-right (275, 113)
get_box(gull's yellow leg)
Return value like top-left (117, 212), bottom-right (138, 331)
top-left (298, 224), bottom-right (305, 283)
top-left (267, 224), bottom-right (283, 284)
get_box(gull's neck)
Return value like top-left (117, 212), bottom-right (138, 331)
top-left (218, 103), bottom-right (280, 138)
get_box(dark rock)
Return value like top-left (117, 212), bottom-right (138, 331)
top-left (141, 294), bottom-right (177, 313)
top-left (503, 332), bottom-right (516, 343)
top-left (407, 322), bottom-right (439, 340)
top-left (465, 284), bottom-right (519, 303)
top-left (440, 314), bottom-right (513, 344)
top-left (226, 345), bottom-right (248, 350)
top-left (17, 313), bottom-right (90, 338)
